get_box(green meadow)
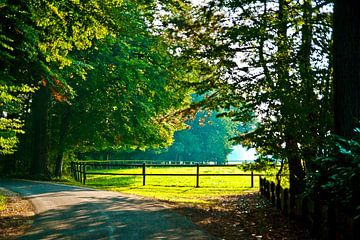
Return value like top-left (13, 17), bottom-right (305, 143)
top-left (78, 165), bottom-right (264, 204)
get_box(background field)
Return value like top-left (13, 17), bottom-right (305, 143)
top-left (80, 165), bottom-right (264, 204)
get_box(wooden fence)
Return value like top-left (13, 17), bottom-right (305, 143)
top-left (260, 177), bottom-right (360, 240)
top-left (70, 161), bottom-right (264, 188)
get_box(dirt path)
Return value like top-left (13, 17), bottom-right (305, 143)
top-left (173, 194), bottom-right (313, 240)
top-left (0, 187), bottom-right (34, 239)
top-left (0, 179), bottom-right (216, 240)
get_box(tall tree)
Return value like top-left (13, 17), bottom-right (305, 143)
top-left (0, 0), bottom-right (137, 175)
top-left (159, 0), bottom-right (333, 193)
top-left (0, 0), bottom-right (37, 171)
top-left (276, 0), bottom-right (306, 198)
top-left (26, 0), bottom-right (117, 177)
top-left (47, 2), bottom-right (192, 177)
top-left (329, 0), bottom-right (360, 216)
top-left (50, 36), bottom-right (191, 176)
top-left (333, 0), bottom-right (360, 139)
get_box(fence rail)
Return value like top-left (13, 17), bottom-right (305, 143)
top-left (75, 159), bottom-right (253, 165)
top-left (70, 161), bottom-right (264, 188)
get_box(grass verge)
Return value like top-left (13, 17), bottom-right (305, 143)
top-left (0, 192), bottom-right (5, 211)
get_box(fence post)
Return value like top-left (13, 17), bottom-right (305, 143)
top-left (71, 162), bottom-right (75, 179)
top-left (78, 163), bottom-right (81, 182)
top-left (270, 182), bottom-right (276, 206)
top-left (73, 162), bottom-right (76, 179)
top-left (276, 183), bottom-right (281, 210)
top-left (259, 177), bottom-right (264, 195)
top-left (79, 163), bottom-right (82, 183)
top-left (251, 171), bottom-right (254, 188)
top-left (83, 163), bottom-right (86, 185)
top-left (196, 163), bottom-right (200, 188)
top-left (73, 162), bottom-right (76, 181)
top-left (265, 179), bottom-right (270, 199)
top-left (142, 163), bottom-right (146, 186)
top-left (74, 162), bottom-right (77, 181)
top-left (76, 163), bottom-right (80, 182)
top-left (283, 188), bottom-right (289, 215)
top-left (70, 162), bottom-right (74, 178)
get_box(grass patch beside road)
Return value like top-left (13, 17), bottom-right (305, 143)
top-left (0, 192), bottom-right (5, 211)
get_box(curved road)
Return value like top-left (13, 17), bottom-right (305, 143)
top-left (0, 179), bottom-right (216, 240)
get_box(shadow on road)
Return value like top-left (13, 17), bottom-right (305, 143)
top-left (22, 197), bottom-right (209, 239)
top-left (0, 179), bottom-right (215, 240)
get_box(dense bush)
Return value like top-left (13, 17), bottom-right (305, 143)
top-left (306, 129), bottom-right (360, 218)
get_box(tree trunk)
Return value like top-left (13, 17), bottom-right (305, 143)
top-left (54, 141), bottom-right (65, 177)
top-left (333, 0), bottom-right (360, 138)
top-left (286, 134), bottom-right (305, 196)
top-left (277, 0), bottom-right (305, 195)
top-left (30, 85), bottom-right (51, 178)
top-left (299, 0), bottom-right (318, 168)
top-left (1, 154), bottom-right (16, 174)
top-left (54, 107), bottom-right (70, 177)
top-left (333, 0), bottom-right (360, 215)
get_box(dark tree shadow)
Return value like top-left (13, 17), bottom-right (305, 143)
top-left (0, 179), bottom-right (216, 240)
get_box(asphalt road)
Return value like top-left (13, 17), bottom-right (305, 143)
top-left (0, 179), bottom-right (216, 240)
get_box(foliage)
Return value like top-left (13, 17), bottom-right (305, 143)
top-left (239, 156), bottom-right (277, 172)
top-left (0, 118), bottom-right (23, 155)
top-left (104, 109), bottom-right (238, 163)
top-left (1, 0), bottom-right (116, 97)
top-left (1, 0), bottom-right (194, 176)
top-left (158, 110), bottom-right (237, 163)
top-left (239, 156), bottom-right (290, 187)
top-left (0, 0), bottom-right (37, 155)
top-left (48, 2), bottom-right (192, 158)
top-left (0, 85), bottom-right (34, 154)
top-left (306, 130), bottom-right (360, 216)
top-left (1, 0), bottom-right (118, 168)
top-left (158, 0), bottom-right (333, 193)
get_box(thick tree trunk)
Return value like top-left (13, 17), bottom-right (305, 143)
top-left (30, 85), bottom-right (51, 178)
top-left (54, 143), bottom-right (65, 177)
top-left (286, 135), bottom-right (305, 204)
top-left (54, 108), bottom-right (70, 177)
top-left (1, 154), bottom-right (16, 174)
top-left (333, 0), bottom-right (360, 214)
top-left (333, 0), bottom-right (360, 138)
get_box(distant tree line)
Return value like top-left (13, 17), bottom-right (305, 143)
top-left (82, 110), bottom-right (240, 164)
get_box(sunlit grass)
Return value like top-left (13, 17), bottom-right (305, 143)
top-left (79, 166), bottom-right (262, 204)
top-left (0, 192), bottom-right (5, 211)
top-left (61, 165), bottom-right (291, 204)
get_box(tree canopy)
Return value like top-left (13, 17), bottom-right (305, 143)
top-left (158, 0), bottom-right (333, 195)
top-left (156, 0), bottom-right (359, 218)
top-left (0, 0), bottom-right (193, 177)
